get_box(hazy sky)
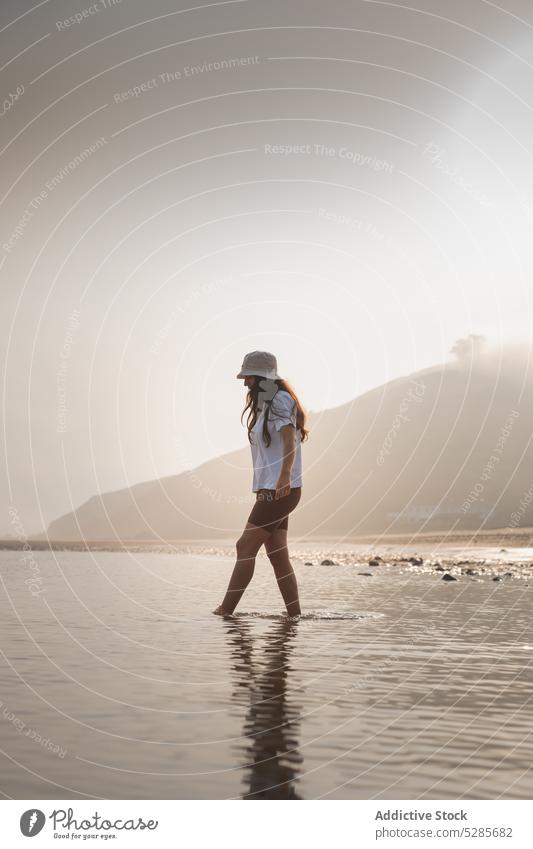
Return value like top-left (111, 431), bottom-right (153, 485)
top-left (2, 0), bottom-right (533, 535)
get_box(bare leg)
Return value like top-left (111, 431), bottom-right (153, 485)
top-left (265, 528), bottom-right (301, 617)
top-left (214, 522), bottom-right (272, 615)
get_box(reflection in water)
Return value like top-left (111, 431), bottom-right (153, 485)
top-left (224, 618), bottom-right (303, 799)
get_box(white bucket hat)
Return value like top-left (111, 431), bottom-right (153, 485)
top-left (236, 350), bottom-right (280, 379)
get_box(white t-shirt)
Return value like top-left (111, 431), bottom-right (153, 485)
top-left (250, 390), bottom-right (303, 491)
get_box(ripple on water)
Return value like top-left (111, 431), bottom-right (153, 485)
top-left (233, 610), bottom-right (385, 621)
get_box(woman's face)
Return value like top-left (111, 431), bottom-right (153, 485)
top-left (243, 376), bottom-right (256, 388)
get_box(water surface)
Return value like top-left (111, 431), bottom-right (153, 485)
top-left (0, 550), bottom-right (531, 799)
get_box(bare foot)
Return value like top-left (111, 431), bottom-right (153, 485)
top-left (212, 605), bottom-right (230, 616)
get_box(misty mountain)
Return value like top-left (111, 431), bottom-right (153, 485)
top-left (40, 343), bottom-right (533, 541)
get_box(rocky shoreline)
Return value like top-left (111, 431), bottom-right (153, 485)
top-left (1, 537), bottom-right (532, 583)
top-left (294, 551), bottom-right (533, 583)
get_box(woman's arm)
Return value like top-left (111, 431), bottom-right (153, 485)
top-left (275, 424), bottom-right (296, 499)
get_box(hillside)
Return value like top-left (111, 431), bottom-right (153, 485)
top-left (40, 351), bottom-right (533, 541)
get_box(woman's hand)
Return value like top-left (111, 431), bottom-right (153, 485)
top-left (275, 475), bottom-right (291, 499)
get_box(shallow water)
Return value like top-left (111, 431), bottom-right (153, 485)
top-left (0, 550), bottom-right (532, 799)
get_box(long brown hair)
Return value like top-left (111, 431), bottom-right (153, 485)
top-left (241, 377), bottom-right (309, 447)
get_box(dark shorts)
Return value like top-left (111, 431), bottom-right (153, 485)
top-left (247, 487), bottom-right (302, 533)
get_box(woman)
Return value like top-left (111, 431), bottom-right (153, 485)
top-left (213, 350), bottom-right (309, 618)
